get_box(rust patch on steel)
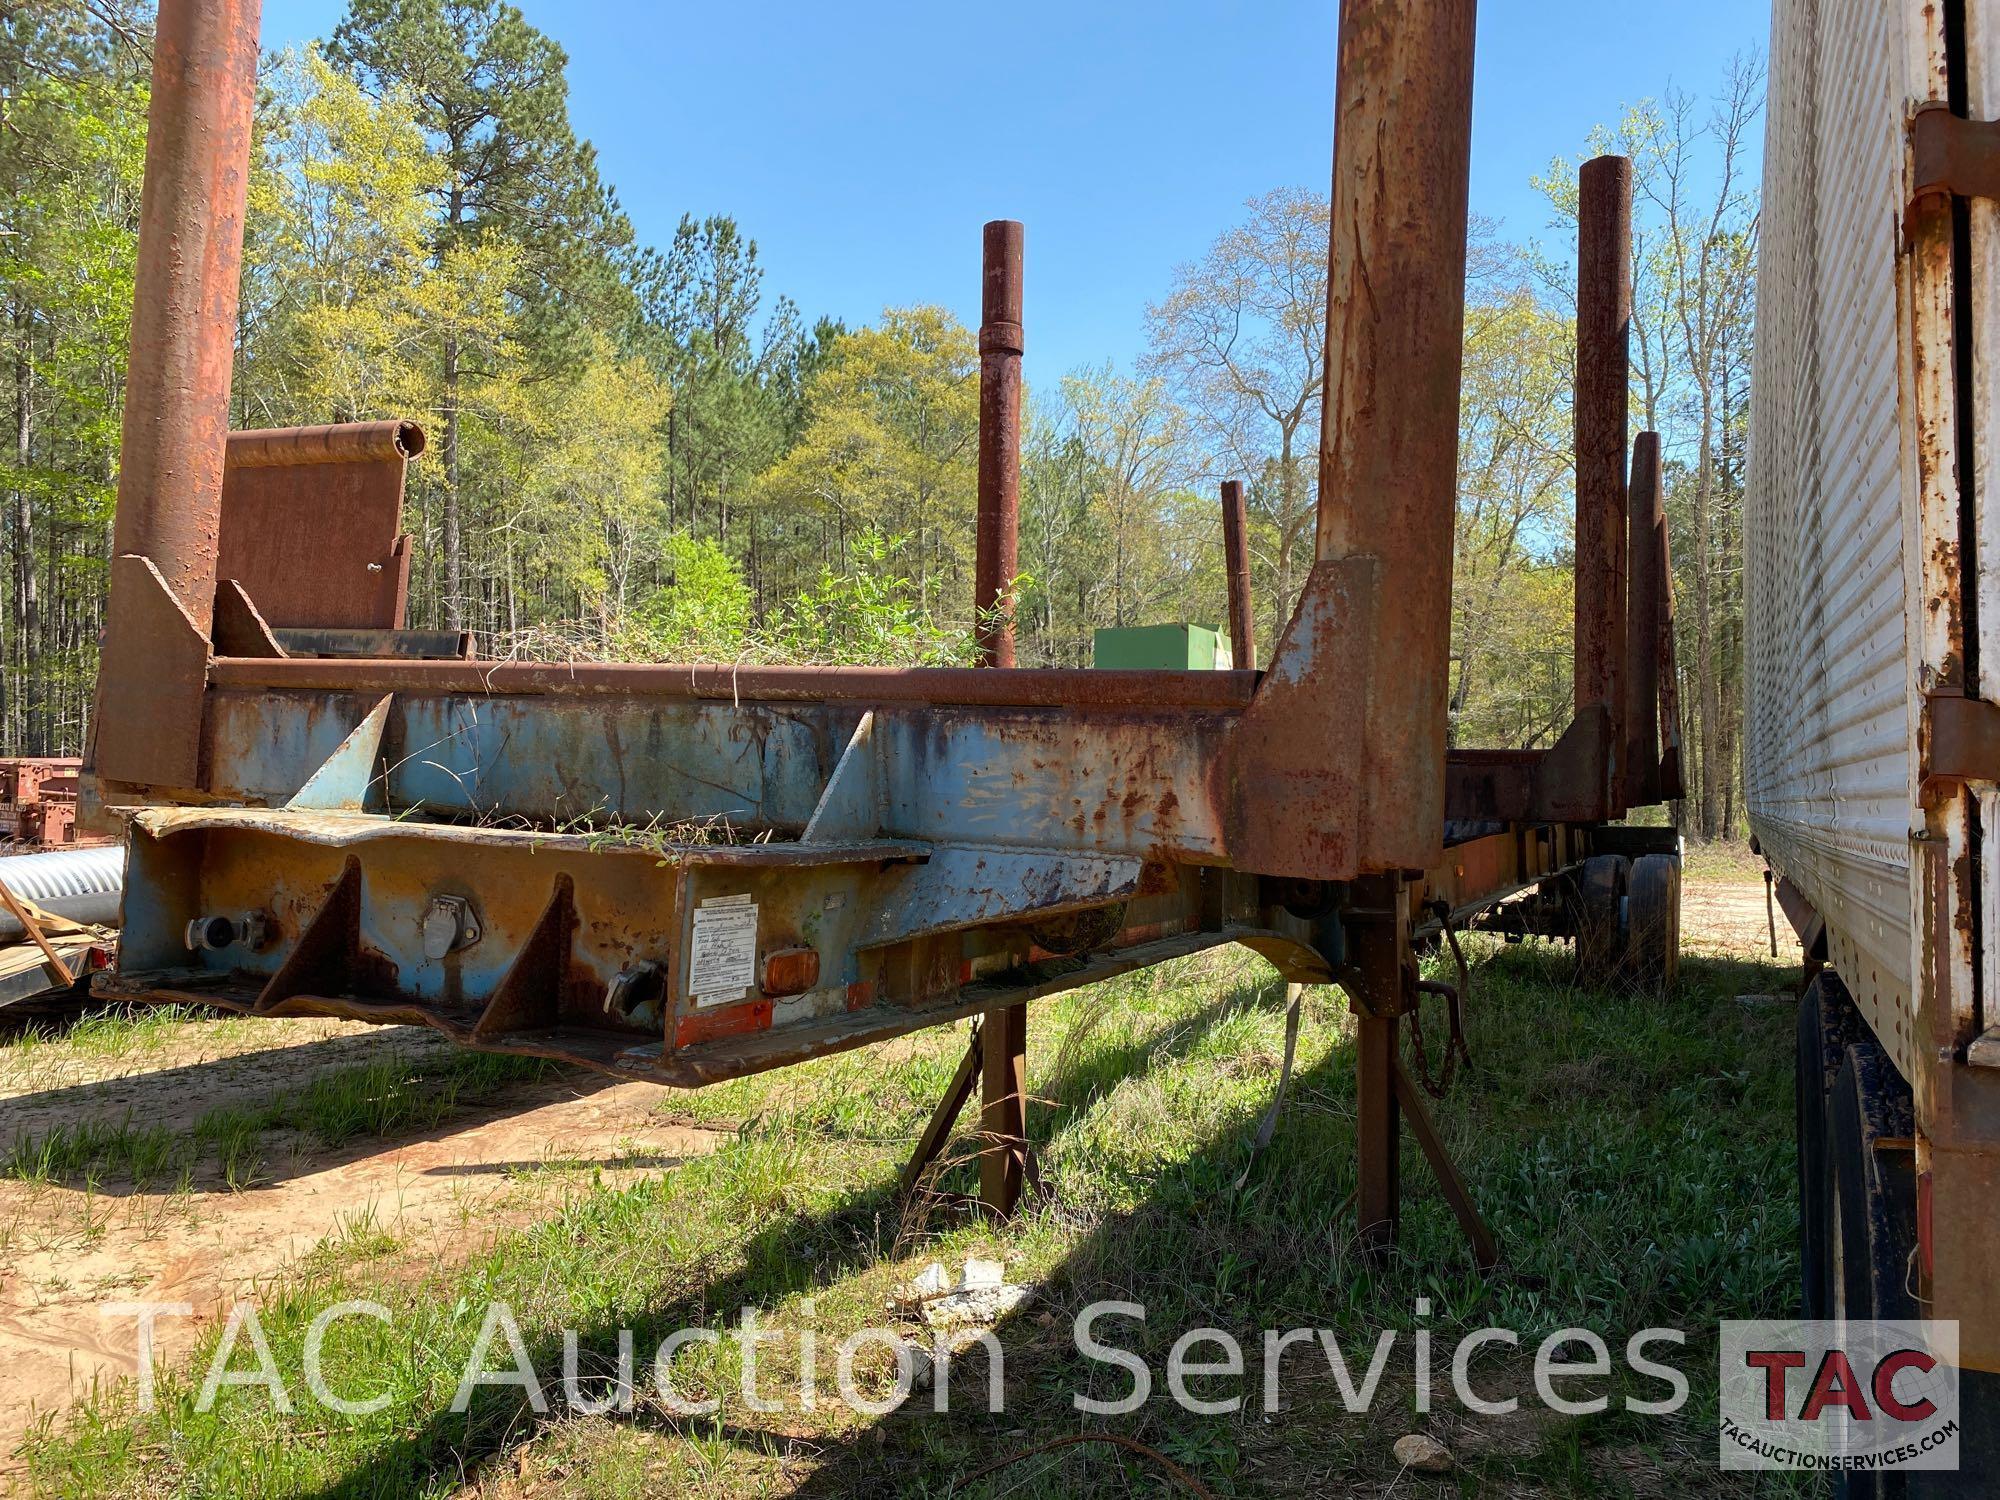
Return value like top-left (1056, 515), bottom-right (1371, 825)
top-left (675, 998), bottom-right (773, 1047)
top-left (1924, 693), bottom-right (2000, 788)
top-left (217, 421), bottom-right (424, 631)
top-left (474, 875), bottom-right (577, 1035)
top-left (1309, 0), bottom-right (1476, 873)
top-left (1624, 431), bottom-right (1664, 805)
top-left (1224, 558), bottom-right (1376, 880)
top-left (225, 420), bottom-right (423, 468)
top-left (1910, 103), bottom-right (2000, 206)
top-left (1442, 708), bottom-right (1611, 822)
top-left (208, 657), bottom-right (1261, 711)
top-left (92, 556), bottom-right (210, 792)
top-left (212, 578), bottom-right (287, 658)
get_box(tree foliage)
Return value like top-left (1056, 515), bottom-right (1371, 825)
top-left (0, 0), bottom-right (1760, 849)
top-left (0, 1), bottom-right (147, 754)
top-left (1537, 55), bottom-right (1763, 834)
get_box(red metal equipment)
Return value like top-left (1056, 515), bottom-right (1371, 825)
top-left (85, 0), bottom-right (1684, 1258)
top-left (0, 760), bottom-right (108, 851)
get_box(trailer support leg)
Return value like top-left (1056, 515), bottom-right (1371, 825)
top-left (1393, 1055), bottom-right (1500, 1269)
top-left (979, 1002), bottom-right (1029, 1220)
top-left (1347, 877), bottom-right (1408, 1253)
top-left (1355, 1010), bottom-right (1402, 1252)
top-left (900, 1021), bottom-right (984, 1196)
top-left (897, 1012), bottom-right (1033, 1222)
top-left (1345, 875), bottom-right (1499, 1268)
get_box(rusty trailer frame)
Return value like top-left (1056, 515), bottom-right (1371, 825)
top-left (86, 0), bottom-right (1681, 1250)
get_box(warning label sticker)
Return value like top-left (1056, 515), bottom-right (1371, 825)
top-left (688, 895), bottom-right (758, 1006)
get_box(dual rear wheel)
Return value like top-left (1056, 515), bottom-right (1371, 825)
top-left (1791, 974), bottom-right (1984, 1499)
top-left (1570, 850), bottom-right (1681, 992)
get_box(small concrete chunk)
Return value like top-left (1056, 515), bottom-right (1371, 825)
top-left (1393, 1433), bottom-right (1453, 1473)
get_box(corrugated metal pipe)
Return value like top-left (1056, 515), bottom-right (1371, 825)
top-left (0, 846), bottom-right (125, 937)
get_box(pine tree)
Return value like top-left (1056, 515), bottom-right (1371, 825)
top-left (328, 0), bottom-right (634, 628)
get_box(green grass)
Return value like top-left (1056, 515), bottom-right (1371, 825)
top-left (0, 1003), bottom-right (216, 1060)
top-left (4, 1050), bottom-right (550, 1192)
top-left (19, 936), bottom-right (1807, 1497)
top-left (1682, 838), bottom-right (1764, 885)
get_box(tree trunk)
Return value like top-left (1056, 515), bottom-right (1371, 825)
top-left (442, 328), bottom-right (462, 629)
top-left (13, 326), bottom-right (40, 754)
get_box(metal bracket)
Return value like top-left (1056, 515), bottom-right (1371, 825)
top-left (1912, 104), bottom-right (2000, 203)
top-left (1925, 693), bottom-right (2000, 784)
top-left (285, 694), bottom-right (393, 812)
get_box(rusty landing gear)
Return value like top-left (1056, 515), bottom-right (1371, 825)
top-left (1346, 876), bottom-right (1500, 1270)
top-left (900, 1003), bottom-right (1034, 1222)
top-left (899, 879), bottom-right (1503, 1276)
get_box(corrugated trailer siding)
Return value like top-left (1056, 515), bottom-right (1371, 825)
top-left (1746, 0), bottom-right (1917, 1071)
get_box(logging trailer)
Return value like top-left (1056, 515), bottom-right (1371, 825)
top-left (83, 0), bottom-right (1684, 1268)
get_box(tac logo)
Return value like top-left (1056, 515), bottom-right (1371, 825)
top-left (1718, 1320), bottom-right (1960, 1472)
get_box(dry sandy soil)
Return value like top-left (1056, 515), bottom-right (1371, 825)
top-left (1682, 869), bottom-right (1801, 962)
top-left (0, 1018), bottom-right (719, 1476)
top-left (0, 869), bottom-right (1790, 1477)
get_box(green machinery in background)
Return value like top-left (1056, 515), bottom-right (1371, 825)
top-left (1092, 624), bottom-right (1234, 672)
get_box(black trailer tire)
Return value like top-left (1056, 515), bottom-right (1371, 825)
top-left (1624, 853), bottom-right (1681, 992)
top-left (1824, 1042), bottom-right (1920, 1500)
top-left (1797, 985), bottom-right (1831, 1321)
top-left (1797, 973), bottom-right (1860, 1320)
top-left (1571, 854), bottom-right (1629, 984)
top-left (1828, 1040), bottom-right (1919, 1324)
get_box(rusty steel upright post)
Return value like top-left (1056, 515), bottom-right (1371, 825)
top-left (91, 0), bottom-right (262, 794)
top-left (1313, 0), bottom-right (1477, 872)
top-left (1574, 154), bottom-right (1633, 805)
top-left (975, 220), bottom-right (1024, 670)
top-left (1221, 480), bottom-right (1256, 669)
top-left (112, 0), bottom-right (262, 634)
top-left (975, 220), bottom-right (1028, 1220)
top-left (1657, 501), bottom-right (1685, 801)
top-left (1624, 431), bottom-right (1665, 805)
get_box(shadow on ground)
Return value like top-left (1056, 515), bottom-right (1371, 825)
top-left (0, 1028), bottom-right (620, 1194)
top-left (269, 937), bottom-right (1803, 1498)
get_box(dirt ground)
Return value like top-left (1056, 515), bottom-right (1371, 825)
top-left (1681, 869), bottom-right (1800, 961)
top-left (0, 1019), bottom-right (719, 1474)
top-left (0, 866), bottom-right (1788, 1478)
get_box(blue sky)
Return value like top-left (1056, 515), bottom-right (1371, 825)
top-left (262, 1), bottom-right (1770, 387)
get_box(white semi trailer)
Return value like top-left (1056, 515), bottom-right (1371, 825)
top-left (1747, 0), bottom-right (2000, 1489)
